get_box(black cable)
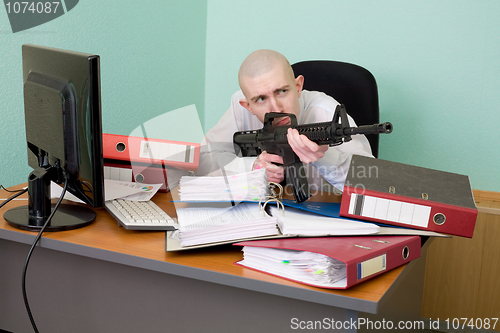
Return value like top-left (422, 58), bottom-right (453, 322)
top-left (22, 174), bottom-right (69, 333)
top-left (1, 184), bottom-right (26, 192)
top-left (0, 187), bottom-right (28, 209)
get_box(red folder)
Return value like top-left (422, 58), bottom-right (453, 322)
top-left (234, 235), bottom-right (420, 289)
top-left (340, 155), bottom-right (478, 238)
top-left (102, 133), bottom-right (200, 171)
top-left (104, 161), bottom-right (169, 192)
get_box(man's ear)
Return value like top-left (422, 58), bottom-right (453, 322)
top-left (239, 99), bottom-right (253, 114)
top-left (295, 75), bottom-right (304, 98)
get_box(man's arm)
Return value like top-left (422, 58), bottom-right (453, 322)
top-left (310, 116), bottom-right (374, 191)
top-left (266, 124), bottom-right (371, 190)
top-left (286, 128), bottom-right (329, 164)
top-left (251, 152), bottom-right (285, 183)
top-left (198, 91), bottom-right (261, 176)
top-left (252, 128), bottom-right (329, 185)
top-left (233, 106), bottom-right (386, 199)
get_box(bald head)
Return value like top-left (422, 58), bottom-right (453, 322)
top-left (238, 49), bottom-right (295, 93)
top-left (237, 49), bottom-right (304, 125)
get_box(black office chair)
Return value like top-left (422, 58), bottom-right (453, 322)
top-left (291, 60), bottom-right (380, 158)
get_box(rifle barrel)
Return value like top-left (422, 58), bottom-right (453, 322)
top-left (339, 122), bottom-right (392, 136)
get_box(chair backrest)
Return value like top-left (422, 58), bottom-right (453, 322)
top-left (291, 60), bottom-right (380, 157)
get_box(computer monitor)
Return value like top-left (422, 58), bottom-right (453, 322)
top-left (4, 44), bottom-right (105, 231)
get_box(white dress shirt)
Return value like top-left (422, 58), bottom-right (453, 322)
top-left (199, 90), bottom-right (374, 192)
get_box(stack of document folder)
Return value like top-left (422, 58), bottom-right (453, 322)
top-left (238, 246), bottom-right (347, 287)
top-left (102, 133), bottom-right (201, 192)
top-left (103, 133), bottom-right (200, 170)
top-left (340, 155), bottom-right (478, 238)
top-left (268, 205), bottom-right (379, 236)
top-left (234, 235), bottom-right (421, 289)
top-left (175, 203), bottom-right (279, 247)
top-left (178, 168), bottom-right (269, 202)
top-left (170, 202), bottom-right (382, 249)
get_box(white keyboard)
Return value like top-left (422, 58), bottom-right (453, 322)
top-left (105, 199), bottom-right (177, 230)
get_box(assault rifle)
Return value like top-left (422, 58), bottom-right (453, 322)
top-left (233, 104), bottom-right (392, 203)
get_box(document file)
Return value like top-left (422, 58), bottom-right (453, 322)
top-left (234, 235), bottom-right (421, 289)
top-left (104, 161), bottom-right (169, 192)
top-left (340, 155), bottom-right (478, 238)
top-left (103, 133), bottom-right (200, 170)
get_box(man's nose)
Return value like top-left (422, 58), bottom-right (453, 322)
top-left (269, 97), bottom-right (281, 112)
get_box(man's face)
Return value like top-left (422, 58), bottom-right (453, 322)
top-left (239, 64), bottom-right (304, 127)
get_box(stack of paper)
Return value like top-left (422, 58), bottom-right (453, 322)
top-left (176, 203), bottom-right (279, 247)
top-left (234, 235), bottom-right (421, 289)
top-left (52, 179), bottom-right (163, 203)
top-left (268, 206), bottom-right (380, 236)
top-left (239, 246), bottom-right (347, 288)
top-left (178, 168), bottom-right (269, 202)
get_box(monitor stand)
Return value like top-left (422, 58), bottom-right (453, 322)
top-left (3, 167), bottom-right (96, 232)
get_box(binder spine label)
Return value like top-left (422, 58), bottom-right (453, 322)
top-left (104, 166), bottom-right (132, 181)
top-left (348, 194), bottom-right (431, 228)
top-left (357, 254), bottom-right (386, 280)
top-left (139, 141), bottom-right (194, 163)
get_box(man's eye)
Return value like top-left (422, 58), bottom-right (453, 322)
top-left (278, 89), bottom-right (287, 95)
top-left (256, 97), bottom-right (265, 103)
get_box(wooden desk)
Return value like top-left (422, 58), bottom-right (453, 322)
top-left (0, 185), bottom-right (429, 333)
top-left (422, 190), bottom-right (500, 331)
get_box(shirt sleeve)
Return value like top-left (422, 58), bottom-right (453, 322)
top-left (198, 92), bottom-right (257, 176)
top-left (304, 104), bottom-right (374, 191)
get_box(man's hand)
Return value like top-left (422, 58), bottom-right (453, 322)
top-left (252, 129), bottom-right (326, 183)
top-left (287, 128), bottom-right (328, 164)
top-left (252, 151), bottom-right (285, 183)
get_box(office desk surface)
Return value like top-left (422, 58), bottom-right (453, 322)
top-left (0, 184), bottom-right (411, 315)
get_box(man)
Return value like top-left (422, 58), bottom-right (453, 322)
top-left (200, 49), bottom-right (373, 192)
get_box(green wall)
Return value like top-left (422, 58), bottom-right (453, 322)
top-left (2, 1), bottom-right (499, 193)
top-left (205, 0), bottom-right (500, 192)
top-left (0, 1), bottom-right (207, 188)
